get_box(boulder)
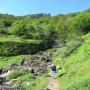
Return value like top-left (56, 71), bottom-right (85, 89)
top-left (0, 76), bottom-right (5, 84)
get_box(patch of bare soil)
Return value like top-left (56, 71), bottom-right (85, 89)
top-left (47, 78), bottom-right (58, 90)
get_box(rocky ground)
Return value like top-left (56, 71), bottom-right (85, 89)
top-left (0, 53), bottom-right (52, 89)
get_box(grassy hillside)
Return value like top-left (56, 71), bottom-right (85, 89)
top-left (0, 10), bottom-right (90, 90)
top-left (56, 33), bottom-right (90, 90)
top-left (0, 55), bottom-right (23, 68)
top-left (0, 35), bottom-right (52, 56)
top-left (0, 35), bottom-right (42, 43)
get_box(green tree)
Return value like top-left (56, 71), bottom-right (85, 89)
top-left (56, 17), bottom-right (68, 44)
top-left (9, 20), bottom-right (27, 36)
top-left (69, 12), bottom-right (90, 34)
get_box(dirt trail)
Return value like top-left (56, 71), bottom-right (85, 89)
top-left (47, 78), bottom-right (59, 90)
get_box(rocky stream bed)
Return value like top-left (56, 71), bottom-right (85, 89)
top-left (0, 54), bottom-right (52, 90)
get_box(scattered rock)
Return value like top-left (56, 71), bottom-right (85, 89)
top-left (0, 53), bottom-right (52, 88)
top-left (5, 79), bottom-right (17, 85)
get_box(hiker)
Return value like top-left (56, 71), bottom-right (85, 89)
top-left (46, 57), bottom-right (52, 62)
top-left (51, 64), bottom-right (57, 78)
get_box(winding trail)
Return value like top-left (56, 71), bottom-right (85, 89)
top-left (47, 78), bottom-right (59, 90)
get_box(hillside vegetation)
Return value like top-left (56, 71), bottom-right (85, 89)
top-left (55, 33), bottom-right (90, 90)
top-left (0, 10), bottom-right (90, 90)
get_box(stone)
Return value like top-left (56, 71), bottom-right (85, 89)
top-left (5, 79), bottom-right (17, 85)
top-left (0, 76), bottom-right (5, 84)
top-left (0, 68), bottom-right (3, 75)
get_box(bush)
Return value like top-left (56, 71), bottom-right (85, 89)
top-left (69, 12), bottom-right (90, 34)
top-left (0, 28), bottom-right (8, 34)
top-left (0, 40), bottom-right (53, 56)
top-left (7, 69), bottom-right (30, 80)
top-left (18, 73), bottom-right (34, 81)
top-left (9, 20), bottom-right (27, 36)
top-left (56, 17), bottom-right (68, 44)
top-left (64, 38), bottom-right (82, 56)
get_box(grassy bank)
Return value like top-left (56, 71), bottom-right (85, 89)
top-left (0, 55), bottom-right (23, 68)
top-left (52, 33), bottom-right (90, 90)
top-left (0, 35), bottom-right (41, 43)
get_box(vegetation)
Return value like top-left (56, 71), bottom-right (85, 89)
top-left (69, 12), bottom-right (90, 34)
top-left (19, 75), bottom-right (49, 90)
top-left (52, 33), bottom-right (90, 90)
top-left (0, 9), bottom-right (90, 90)
top-left (7, 69), bottom-right (30, 80)
top-left (0, 55), bottom-right (22, 68)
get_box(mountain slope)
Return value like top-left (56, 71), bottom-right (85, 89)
top-left (57, 33), bottom-right (90, 90)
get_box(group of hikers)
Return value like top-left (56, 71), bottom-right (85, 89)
top-left (47, 56), bottom-right (57, 78)
top-left (31, 56), bottom-right (58, 78)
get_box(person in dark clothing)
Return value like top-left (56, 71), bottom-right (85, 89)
top-left (46, 57), bottom-right (52, 62)
top-left (51, 64), bottom-right (57, 78)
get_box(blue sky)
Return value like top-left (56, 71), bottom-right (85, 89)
top-left (0, 0), bottom-right (90, 16)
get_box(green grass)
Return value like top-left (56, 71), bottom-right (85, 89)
top-left (7, 69), bottom-right (31, 80)
top-left (0, 55), bottom-right (23, 68)
top-left (0, 35), bottom-right (42, 43)
top-left (14, 74), bottom-right (49, 90)
top-left (30, 75), bottom-right (49, 90)
top-left (52, 33), bottom-right (90, 90)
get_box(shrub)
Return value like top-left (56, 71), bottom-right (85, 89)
top-left (18, 73), bottom-right (34, 81)
top-left (0, 28), bottom-right (8, 34)
top-left (7, 69), bottom-right (30, 80)
top-left (69, 12), bottom-right (90, 34)
top-left (64, 38), bottom-right (82, 56)
top-left (9, 20), bottom-right (27, 36)
top-left (55, 16), bottom-right (69, 48)
top-left (7, 70), bottom-right (21, 80)
top-left (0, 40), bottom-right (53, 56)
